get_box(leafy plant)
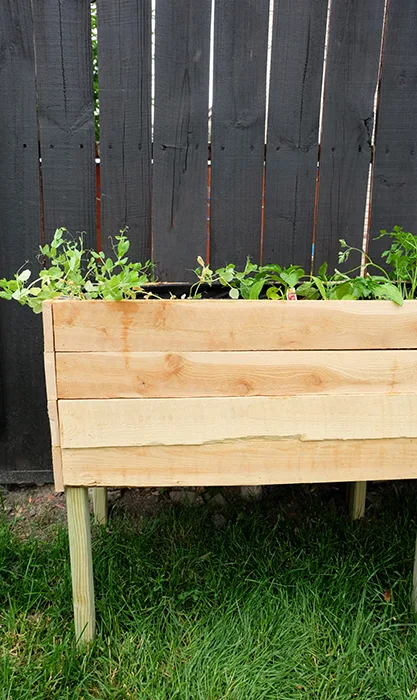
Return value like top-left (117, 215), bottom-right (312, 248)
top-left (376, 225), bottom-right (417, 299)
top-left (0, 228), bottom-right (154, 313)
top-left (191, 257), bottom-right (305, 300)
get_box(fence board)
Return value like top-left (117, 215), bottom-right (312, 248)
top-left (264, 0), bottom-right (328, 270)
top-left (153, 0), bottom-right (211, 280)
top-left (32, 0), bottom-right (96, 247)
top-left (97, 0), bottom-right (152, 261)
top-left (369, 0), bottom-right (417, 259)
top-left (210, 0), bottom-right (269, 268)
top-left (314, 0), bottom-right (385, 271)
top-left (0, 0), bottom-right (51, 481)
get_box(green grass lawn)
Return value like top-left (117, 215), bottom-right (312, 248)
top-left (2, 483), bottom-right (417, 699)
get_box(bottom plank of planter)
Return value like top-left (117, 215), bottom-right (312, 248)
top-left (61, 437), bottom-right (417, 487)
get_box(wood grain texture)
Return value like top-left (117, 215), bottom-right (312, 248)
top-left (47, 402), bottom-right (60, 447)
top-left (52, 300), bottom-right (417, 352)
top-left (264, 0), bottom-right (327, 268)
top-left (349, 481), bottom-right (367, 520)
top-left (32, 0), bottom-right (95, 245)
top-left (0, 0), bottom-right (51, 478)
top-left (92, 487), bottom-right (108, 526)
top-left (66, 487), bottom-right (95, 644)
top-left (369, 0), bottom-right (417, 258)
top-left (55, 350), bottom-right (417, 399)
top-left (61, 439), bottom-right (417, 487)
top-left (52, 447), bottom-right (64, 493)
top-left (96, 0), bottom-right (152, 261)
top-left (210, 0), bottom-right (269, 267)
top-left (153, 0), bottom-right (211, 280)
top-left (58, 394), bottom-right (417, 449)
top-left (42, 302), bottom-right (55, 353)
top-left (314, 0), bottom-right (385, 271)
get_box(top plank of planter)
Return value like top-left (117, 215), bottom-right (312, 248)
top-left (50, 299), bottom-right (417, 352)
top-left (52, 299), bottom-right (417, 352)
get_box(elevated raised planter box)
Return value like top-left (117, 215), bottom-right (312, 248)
top-left (43, 299), bottom-right (417, 642)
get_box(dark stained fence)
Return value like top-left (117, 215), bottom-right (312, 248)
top-left (210, 0), bottom-right (269, 268)
top-left (153, 0), bottom-right (211, 280)
top-left (369, 0), bottom-right (417, 259)
top-left (263, 0), bottom-right (328, 271)
top-left (32, 0), bottom-right (96, 248)
top-left (97, 0), bottom-right (152, 261)
top-left (2, 0), bottom-right (417, 482)
top-left (0, 1), bottom-right (50, 483)
top-left (314, 0), bottom-right (386, 272)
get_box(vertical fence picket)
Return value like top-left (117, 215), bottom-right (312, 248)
top-left (97, 0), bottom-right (152, 261)
top-left (263, 0), bottom-right (328, 270)
top-left (369, 0), bottom-right (417, 259)
top-left (153, 0), bottom-right (211, 280)
top-left (314, 0), bottom-right (385, 271)
top-left (32, 0), bottom-right (96, 247)
top-left (210, 0), bottom-right (269, 268)
top-left (0, 1), bottom-right (51, 481)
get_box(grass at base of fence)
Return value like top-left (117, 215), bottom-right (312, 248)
top-left (2, 484), bottom-right (417, 699)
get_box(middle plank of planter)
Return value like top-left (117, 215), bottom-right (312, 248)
top-left (49, 300), bottom-right (417, 489)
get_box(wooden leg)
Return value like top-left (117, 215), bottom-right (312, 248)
top-left (66, 487), bottom-right (95, 644)
top-left (92, 487), bottom-right (108, 526)
top-left (349, 481), bottom-right (367, 520)
top-left (413, 534), bottom-right (417, 613)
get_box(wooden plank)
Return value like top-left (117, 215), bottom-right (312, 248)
top-left (52, 447), bottom-right (64, 493)
top-left (92, 488), bottom-right (108, 526)
top-left (349, 481), bottom-right (367, 520)
top-left (210, 0), bottom-right (269, 267)
top-left (47, 402), bottom-right (60, 447)
top-left (44, 354), bottom-right (58, 402)
top-left (58, 394), bottom-right (417, 449)
top-left (369, 0), bottom-right (417, 259)
top-left (52, 300), bottom-right (417, 352)
top-left (96, 0), bottom-right (152, 261)
top-left (153, 0), bottom-right (211, 280)
top-left (66, 487), bottom-right (95, 644)
top-left (32, 0), bottom-right (95, 245)
top-left (56, 350), bottom-right (417, 399)
top-left (42, 302), bottom-right (55, 353)
top-left (61, 438), bottom-right (417, 487)
top-left (0, 0), bottom-right (51, 479)
top-left (314, 0), bottom-right (385, 271)
top-left (263, 0), bottom-right (328, 269)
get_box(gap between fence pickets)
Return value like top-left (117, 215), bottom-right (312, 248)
top-left (42, 301), bottom-right (64, 492)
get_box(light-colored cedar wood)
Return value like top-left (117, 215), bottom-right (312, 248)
top-left (61, 438), bottom-right (417, 487)
top-left (44, 353), bottom-right (58, 401)
top-left (42, 300), bottom-right (55, 352)
top-left (65, 487), bottom-right (95, 644)
top-left (58, 394), bottom-right (417, 449)
top-left (55, 349), bottom-right (417, 399)
top-left (349, 481), bottom-right (367, 520)
top-left (92, 487), bottom-right (108, 526)
top-left (47, 401), bottom-right (60, 446)
top-left (52, 447), bottom-right (64, 492)
top-left (51, 300), bottom-right (417, 353)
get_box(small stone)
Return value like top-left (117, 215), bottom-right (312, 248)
top-left (169, 490), bottom-right (183, 503)
top-left (183, 490), bottom-right (197, 504)
top-left (108, 489), bottom-right (122, 504)
top-left (210, 493), bottom-right (227, 508)
top-left (240, 485), bottom-right (263, 501)
top-left (212, 513), bottom-right (227, 529)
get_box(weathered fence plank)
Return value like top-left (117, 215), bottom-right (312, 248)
top-left (32, 0), bottom-right (96, 246)
top-left (0, 0), bottom-right (51, 482)
top-left (263, 0), bottom-right (328, 270)
top-left (153, 0), bottom-right (211, 280)
top-left (97, 0), bottom-right (152, 261)
top-left (314, 0), bottom-right (385, 271)
top-left (210, 0), bottom-right (269, 268)
top-left (369, 0), bottom-right (417, 259)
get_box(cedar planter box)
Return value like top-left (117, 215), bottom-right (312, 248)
top-left (43, 299), bottom-right (417, 643)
